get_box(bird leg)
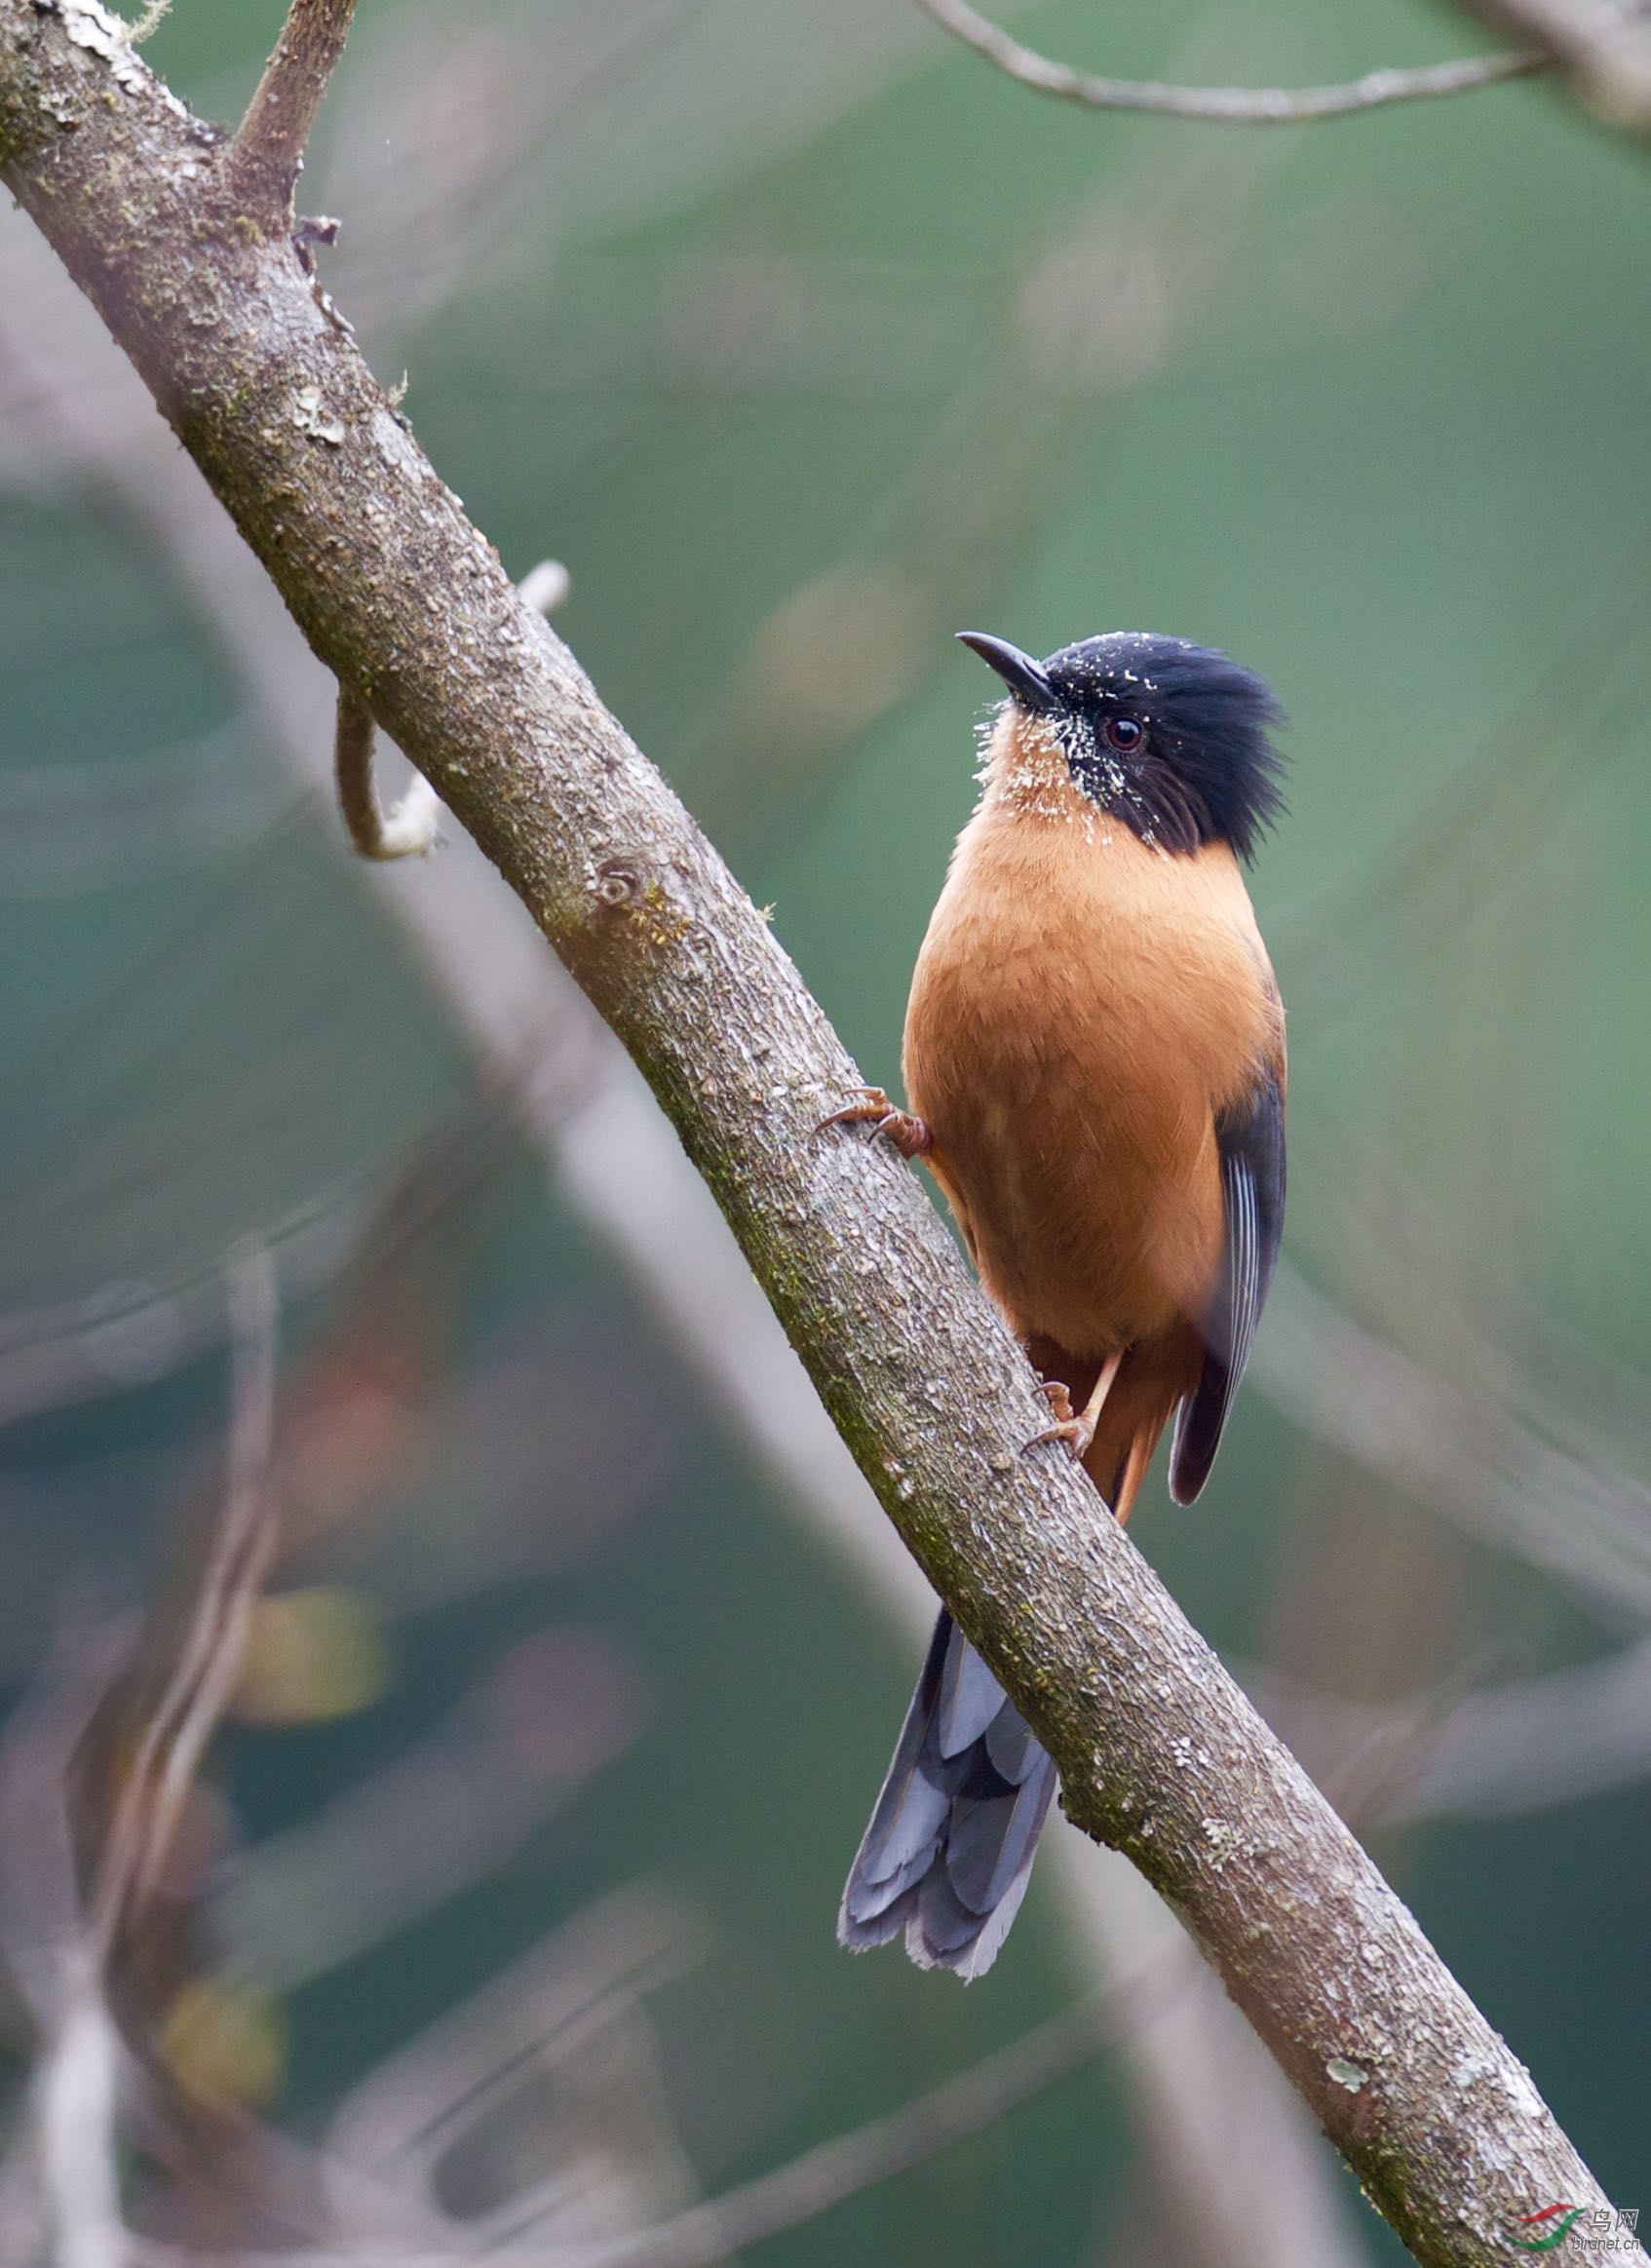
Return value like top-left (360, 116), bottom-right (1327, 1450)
top-left (817, 1086), bottom-right (933, 1161)
top-left (1028, 1351), bottom-right (1124, 1459)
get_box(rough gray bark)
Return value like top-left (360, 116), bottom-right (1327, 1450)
top-left (0, 7), bottom-right (1632, 2263)
top-left (226, 0), bottom-right (360, 220)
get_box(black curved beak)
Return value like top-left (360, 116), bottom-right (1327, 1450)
top-left (955, 632), bottom-right (1056, 714)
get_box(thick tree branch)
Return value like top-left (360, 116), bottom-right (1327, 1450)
top-left (0, 9), bottom-right (1634, 2263)
top-left (228, 0), bottom-right (358, 223)
top-left (912, 0), bottom-right (1545, 122)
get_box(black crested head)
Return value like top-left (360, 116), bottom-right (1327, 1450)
top-left (957, 629), bottom-right (1286, 863)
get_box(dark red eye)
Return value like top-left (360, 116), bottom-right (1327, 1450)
top-left (1104, 715), bottom-right (1142, 753)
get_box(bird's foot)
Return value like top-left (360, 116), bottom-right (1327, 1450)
top-left (817, 1086), bottom-right (933, 1161)
top-left (1026, 1380), bottom-right (1094, 1459)
top-left (1024, 1351), bottom-right (1124, 1462)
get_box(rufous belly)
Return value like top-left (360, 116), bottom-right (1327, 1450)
top-left (902, 786), bottom-right (1277, 1363)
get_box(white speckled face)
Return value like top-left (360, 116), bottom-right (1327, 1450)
top-left (958, 629), bottom-right (1286, 864)
top-left (976, 701), bottom-right (1186, 860)
top-left (1052, 707), bottom-right (1177, 849)
top-left (976, 707), bottom-right (1116, 844)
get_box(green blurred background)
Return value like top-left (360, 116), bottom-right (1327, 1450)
top-left (2, 0), bottom-right (1648, 2258)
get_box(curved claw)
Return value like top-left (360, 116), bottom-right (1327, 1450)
top-left (817, 1086), bottom-right (933, 1161)
top-left (1025, 1379), bottom-right (1093, 1458)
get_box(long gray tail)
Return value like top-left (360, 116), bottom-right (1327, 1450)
top-left (837, 1608), bottom-right (1057, 1980)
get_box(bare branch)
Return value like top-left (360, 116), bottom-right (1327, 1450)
top-left (229, 0), bottom-right (361, 223)
top-left (1460, 0), bottom-right (1651, 127)
top-left (1254, 1633), bottom-right (1651, 1828)
top-left (912, 0), bottom-right (1544, 122)
top-left (487, 1983), bottom-right (1138, 2266)
top-left (326, 1888), bottom-right (695, 2205)
top-left (1255, 1261), bottom-right (1651, 1618)
top-left (38, 1949), bottom-right (125, 2268)
top-left (123, 1983), bottom-right (1143, 2268)
top-left (23, 1247), bottom-right (280, 2268)
top-left (333, 683), bottom-right (442, 862)
top-left (0, 15), bottom-right (1633, 2260)
top-left (91, 1242), bottom-right (279, 1958)
top-left (220, 1629), bottom-right (642, 1994)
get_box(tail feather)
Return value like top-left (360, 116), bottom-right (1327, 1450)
top-left (840, 1336), bottom-right (1187, 1979)
top-left (937, 1631), bottom-right (1006, 1754)
top-left (838, 1609), bottom-right (1057, 1980)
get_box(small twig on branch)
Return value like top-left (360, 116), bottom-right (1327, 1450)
top-left (911, 0), bottom-right (1545, 121)
top-left (518, 557), bottom-right (572, 616)
top-left (333, 684), bottom-right (442, 862)
top-left (229, 0), bottom-right (361, 222)
top-left (122, 0), bottom-right (170, 42)
top-left (333, 557), bottom-right (564, 858)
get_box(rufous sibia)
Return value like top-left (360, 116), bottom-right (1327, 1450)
top-left (826, 629), bottom-right (1286, 1978)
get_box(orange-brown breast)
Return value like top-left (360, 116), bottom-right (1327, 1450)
top-left (902, 710), bottom-right (1285, 1512)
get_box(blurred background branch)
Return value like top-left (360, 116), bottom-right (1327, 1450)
top-left (914, 0), bottom-right (1651, 135)
top-left (912, 0), bottom-right (1544, 121)
top-left (1460, 0), bottom-right (1651, 126)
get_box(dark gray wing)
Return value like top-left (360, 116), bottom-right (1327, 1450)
top-left (1169, 1063), bottom-right (1285, 1506)
top-left (838, 1608), bottom-right (1057, 1980)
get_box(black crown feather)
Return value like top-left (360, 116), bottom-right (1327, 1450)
top-left (1041, 633), bottom-right (1286, 863)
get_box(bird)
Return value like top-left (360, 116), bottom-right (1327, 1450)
top-left (825, 627), bottom-right (1286, 1979)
